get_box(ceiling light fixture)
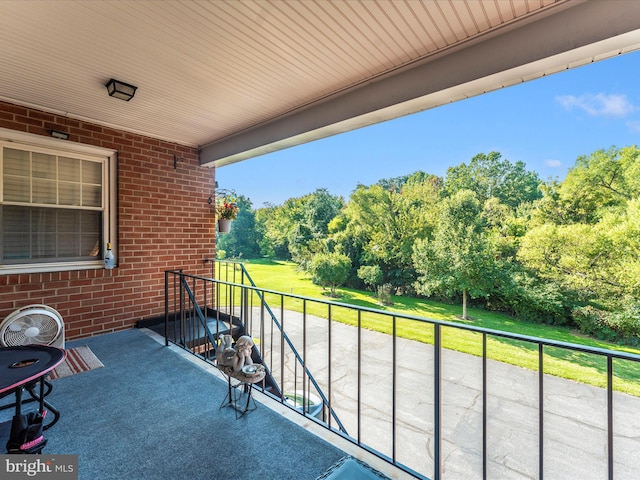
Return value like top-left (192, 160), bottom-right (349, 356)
top-left (105, 78), bottom-right (137, 101)
top-left (50, 130), bottom-right (69, 140)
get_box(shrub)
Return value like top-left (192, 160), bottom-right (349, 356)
top-left (357, 265), bottom-right (383, 291)
top-left (573, 306), bottom-right (616, 341)
top-left (310, 253), bottom-right (351, 297)
top-left (573, 302), bottom-right (640, 346)
top-left (377, 283), bottom-right (394, 306)
top-left (495, 273), bottom-right (573, 325)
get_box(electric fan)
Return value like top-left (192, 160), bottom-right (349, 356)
top-left (0, 304), bottom-right (65, 348)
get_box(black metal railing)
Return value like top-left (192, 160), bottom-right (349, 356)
top-left (164, 265), bottom-right (640, 480)
top-left (165, 266), bottom-right (346, 430)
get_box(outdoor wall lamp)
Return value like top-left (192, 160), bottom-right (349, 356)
top-left (50, 130), bottom-right (69, 140)
top-left (105, 78), bottom-right (137, 101)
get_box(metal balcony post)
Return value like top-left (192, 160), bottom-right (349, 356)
top-left (608, 356), bottom-right (614, 480)
top-left (357, 309), bottom-right (362, 443)
top-left (164, 270), bottom-right (169, 347)
top-left (179, 270), bottom-right (185, 346)
top-left (482, 333), bottom-right (487, 480)
top-left (392, 315), bottom-right (397, 464)
top-left (539, 343), bottom-right (544, 480)
top-left (434, 323), bottom-right (441, 480)
top-left (328, 303), bottom-right (332, 430)
top-left (242, 286), bottom-right (249, 333)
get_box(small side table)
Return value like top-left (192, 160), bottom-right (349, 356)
top-left (218, 365), bottom-right (266, 419)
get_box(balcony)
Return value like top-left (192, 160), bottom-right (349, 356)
top-left (2, 263), bottom-right (640, 480)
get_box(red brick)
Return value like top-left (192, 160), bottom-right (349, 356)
top-left (1, 101), bottom-right (212, 339)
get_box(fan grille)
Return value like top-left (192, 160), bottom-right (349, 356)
top-left (1, 306), bottom-right (64, 347)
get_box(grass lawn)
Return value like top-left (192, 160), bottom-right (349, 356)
top-left (223, 258), bottom-right (640, 396)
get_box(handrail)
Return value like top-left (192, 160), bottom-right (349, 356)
top-left (179, 274), bottom-right (218, 349)
top-left (213, 261), bottom-right (348, 433)
top-left (168, 263), bottom-right (347, 433)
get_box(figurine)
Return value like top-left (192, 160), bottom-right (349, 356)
top-left (216, 334), bottom-right (236, 367)
top-left (233, 335), bottom-right (254, 372)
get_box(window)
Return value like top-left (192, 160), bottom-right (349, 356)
top-left (0, 128), bottom-right (116, 274)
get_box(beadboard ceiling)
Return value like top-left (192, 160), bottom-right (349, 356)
top-left (1, 0), bottom-right (640, 167)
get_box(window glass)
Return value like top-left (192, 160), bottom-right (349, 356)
top-left (0, 139), bottom-right (113, 272)
top-left (82, 160), bottom-right (101, 184)
top-left (59, 157), bottom-right (80, 182)
top-left (3, 148), bottom-right (30, 202)
top-left (32, 153), bottom-right (56, 178)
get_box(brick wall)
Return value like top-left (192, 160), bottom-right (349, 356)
top-left (0, 101), bottom-right (216, 339)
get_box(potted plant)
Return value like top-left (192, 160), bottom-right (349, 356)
top-left (216, 198), bottom-right (239, 233)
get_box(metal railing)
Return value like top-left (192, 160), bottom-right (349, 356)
top-left (164, 264), bottom-right (640, 480)
top-left (165, 265), bottom-right (346, 431)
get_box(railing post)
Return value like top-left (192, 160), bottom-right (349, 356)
top-left (357, 309), bottom-right (362, 443)
top-left (179, 270), bottom-right (185, 346)
top-left (302, 299), bottom-right (307, 416)
top-left (164, 270), bottom-right (169, 347)
top-left (608, 356), bottom-right (614, 480)
top-left (539, 343), bottom-right (544, 480)
top-left (434, 323), bottom-right (441, 480)
top-left (242, 286), bottom-right (249, 334)
top-left (328, 303), bottom-right (332, 430)
top-left (392, 315), bottom-right (397, 464)
top-left (280, 295), bottom-right (285, 403)
top-left (482, 333), bottom-right (487, 480)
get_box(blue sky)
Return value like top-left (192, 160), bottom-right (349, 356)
top-left (216, 50), bottom-right (640, 208)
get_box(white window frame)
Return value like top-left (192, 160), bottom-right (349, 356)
top-left (0, 127), bottom-right (117, 274)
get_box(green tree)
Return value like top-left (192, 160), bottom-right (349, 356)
top-left (310, 252), bottom-right (351, 296)
top-left (413, 190), bottom-right (496, 319)
top-left (520, 147), bottom-right (640, 306)
top-left (340, 172), bottom-right (440, 292)
top-left (216, 195), bottom-right (261, 259)
top-left (255, 200), bottom-right (300, 259)
top-left (303, 188), bottom-right (344, 237)
top-left (289, 189), bottom-right (344, 269)
top-left (255, 189), bottom-right (343, 265)
top-left (357, 264), bottom-right (383, 291)
top-left (444, 151), bottom-right (542, 209)
top-left (533, 146), bottom-right (640, 225)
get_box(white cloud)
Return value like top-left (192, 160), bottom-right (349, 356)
top-left (545, 159), bottom-right (562, 168)
top-left (556, 93), bottom-right (635, 117)
top-left (626, 120), bottom-right (640, 133)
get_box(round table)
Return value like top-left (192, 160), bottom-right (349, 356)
top-left (0, 345), bottom-right (66, 421)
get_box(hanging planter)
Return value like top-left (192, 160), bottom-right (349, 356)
top-left (217, 218), bottom-right (232, 233)
top-left (215, 196), bottom-right (239, 234)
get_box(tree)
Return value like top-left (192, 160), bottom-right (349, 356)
top-left (303, 188), bottom-right (344, 237)
top-left (520, 147), bottom-right (640, 307)
top-left (289, 189), bottom-right (344, 269)
top-left (310, 252), bottom-right (351, 296)
top-left (533, 146), bottom-right (640, 225)
top-left (216, 195), bottom-right (261, 259)
top-left (444, 151), bottom-right (542, 209)
top-left (357, 264), bottom-right (383, 291)
top-left (340, 172), bottom-right (440, 292)
top-left (413, 190), bottom-right (496, 319)
top-left (519, 198), bottom-right (640, 303)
